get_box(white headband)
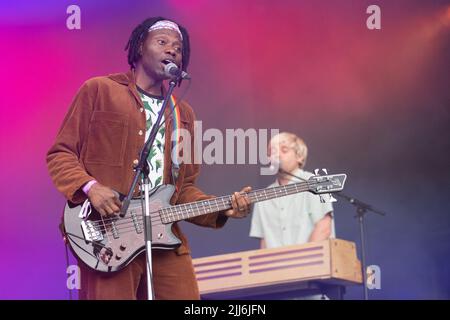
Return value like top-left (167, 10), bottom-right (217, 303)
top-left (148, 20), bottom-right (183, 40)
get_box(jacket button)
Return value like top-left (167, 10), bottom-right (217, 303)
top-left (140, 108), bottom-right (144, 113)
top-left (133, 159), bottom-right (139, 166)
top-left (138, 130), bottom-right (143, 136)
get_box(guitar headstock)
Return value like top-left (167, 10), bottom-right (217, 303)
top-left (307, 169), bottom-right (347, 203)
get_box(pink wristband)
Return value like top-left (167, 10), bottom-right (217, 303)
top-left (82, 180), bottom-right (97, 195)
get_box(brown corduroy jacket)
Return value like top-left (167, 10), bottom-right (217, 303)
top-left (47, 70), bottom-right (228, 255)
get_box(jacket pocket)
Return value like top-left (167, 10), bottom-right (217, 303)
top-left (84, 111), bottom-right (129, 166)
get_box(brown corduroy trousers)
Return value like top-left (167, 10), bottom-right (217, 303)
top-left (78, 250), bottom-right (200, 300)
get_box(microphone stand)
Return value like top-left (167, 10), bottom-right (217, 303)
top-left (119, 77), bottom-right (179, 300)
top-left (331, 191), bottom-right (385, 300)
top-left (277, 168), bottom-right (386, 300)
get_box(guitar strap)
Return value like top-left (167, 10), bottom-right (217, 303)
top-left (169, 95), bottom-right (181, 189)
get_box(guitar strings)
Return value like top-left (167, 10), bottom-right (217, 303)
top-left (89, 184), bottom-right (312, 235)
top-left (97, 184), bottom-right (311, 229)
top-left (90, 181), bottom-right (313, 225)
top-left (97, 186), bottom-right (314, 238)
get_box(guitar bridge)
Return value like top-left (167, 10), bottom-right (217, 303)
top-left (81, 220), bottom-right (103, 242)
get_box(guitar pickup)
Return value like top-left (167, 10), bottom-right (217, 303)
top-left (81, 220), bottom-right (103, 242)
top-left (131, 211), bottom-right (142, 234)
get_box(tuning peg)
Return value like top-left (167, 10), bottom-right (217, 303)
top-left (322, 168), bottom-right (328, 174)
top-left (314, 169), bottom-right (320, 175)
top-left (319, 195), bottom-right (325, 203)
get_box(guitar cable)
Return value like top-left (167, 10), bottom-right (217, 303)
top-left (64, 239), bottom-right (73, 300)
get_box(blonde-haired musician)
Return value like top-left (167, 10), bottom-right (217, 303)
top-left (250, 132), bottom-right (334, 249)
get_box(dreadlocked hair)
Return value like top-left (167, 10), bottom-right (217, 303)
top-left (125, 17), bottom-right (191, 75)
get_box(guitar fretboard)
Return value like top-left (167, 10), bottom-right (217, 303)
top-left (159, 180), bottom-right (311, 224)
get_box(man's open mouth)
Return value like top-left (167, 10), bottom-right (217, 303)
top-left (162, 59), bottom-right (175, 65)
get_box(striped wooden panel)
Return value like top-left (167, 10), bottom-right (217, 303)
top-left (193, 239), bottom-right (362, 295)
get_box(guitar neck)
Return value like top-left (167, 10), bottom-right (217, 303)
top-left (160, 181), bottom-right (310, 224)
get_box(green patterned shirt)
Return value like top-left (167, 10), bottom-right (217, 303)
top-left (137, 87), bottom-right (165, 189)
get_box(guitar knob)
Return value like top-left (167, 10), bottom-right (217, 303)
top-left (115, 253), bottom-right (122, 260)
top-left (120, 243), bottom-right (127, 251)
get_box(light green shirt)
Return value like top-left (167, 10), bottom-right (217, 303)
top-left (249, 168), bottom-right (335, 248)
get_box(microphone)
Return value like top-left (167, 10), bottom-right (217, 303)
top-left (278, 167), bottom-right (308, 182)
top-left (268, 161), bottom-right (308, 182)
top-left (269, 163), bottom-right (279, 173)
top-left (164, 62), bottom-right (191, 80)
top-left (268, 160), bottom-right (281, 175)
